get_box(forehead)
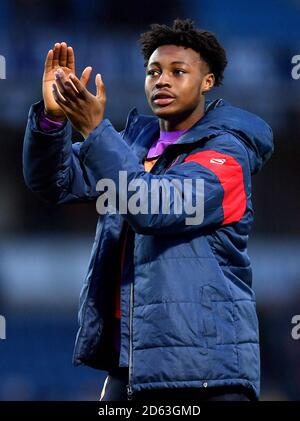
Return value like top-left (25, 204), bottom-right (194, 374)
top-left (148, 45), bottom-right (201, 66)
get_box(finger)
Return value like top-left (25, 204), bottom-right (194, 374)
top-left (52, 84), bottom-right (74, 117)
top-left (53, 43), bottom-right (61, 67)
top-left (52, 83), bottom-right (68, 106)
top-left (67, 46), bottom-right (75, 72)
top-left (96, 73), bottom-right (106, 101)
top-left (44, 49), bottom-right (54, 72)
top-left (54, 70), bottom-right (67, 95)
top-left (80, 66), bottom-right (92, 87)
top-left (69, 73), bottom-right (88, 99)
top-left (55, 70), bottom-right (78, 101)
top-left (59, 42), bottom-right (68, 67)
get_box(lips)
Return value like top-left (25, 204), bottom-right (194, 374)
top-left (152, 91), bottom-right (176, 106)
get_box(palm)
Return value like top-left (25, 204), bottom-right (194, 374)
top-left (42, 42), bottom-right (91, 118)
top-left (43, 67), bottom-right (73, 116)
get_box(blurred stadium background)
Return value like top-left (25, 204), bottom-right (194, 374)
top-left (0, 0), bottom-right (300, 400)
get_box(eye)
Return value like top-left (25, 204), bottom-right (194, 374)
top-left (147, 69), bottom-right (160, 77)
top-left (173, 69), bottom-right (186, 75)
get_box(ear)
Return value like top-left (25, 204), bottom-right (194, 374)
top-left (201, 73), bottom-right (215, 94)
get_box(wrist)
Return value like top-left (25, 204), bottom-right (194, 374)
top-left (82, 128), bottom-right (92, 140)
top-left (82, 119), bottom-right (103, 140)
top-left (44, 108), bottom-right (67, 122)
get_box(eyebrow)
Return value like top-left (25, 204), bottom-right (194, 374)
top-left (147, 60), bottom-right (191, 67)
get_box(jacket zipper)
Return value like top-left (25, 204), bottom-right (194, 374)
top-left (118, 221), bottom-right (134, 400)
top-left (127, 280), bottom-right (134, 400)
top-left (126, 153), bottom-right (181, 401)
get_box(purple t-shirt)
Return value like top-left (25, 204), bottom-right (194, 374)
top-left (146, 129), bottom-right (187, 158)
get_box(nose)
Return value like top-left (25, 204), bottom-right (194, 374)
top-left (155, 71), bottom-right (171, 88)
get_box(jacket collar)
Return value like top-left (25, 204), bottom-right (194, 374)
top-left (122, 98), bottom-right (274, 174)
top-left (123, 99), bottom-right (223, 161)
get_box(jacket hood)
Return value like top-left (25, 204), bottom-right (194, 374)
top-left (194, 99), bottom-right (274, 174)
top-left (125, 98), bottom-right (274, 174)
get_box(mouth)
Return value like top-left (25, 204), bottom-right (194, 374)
top-left (152, 91), bottom-right (176, 106)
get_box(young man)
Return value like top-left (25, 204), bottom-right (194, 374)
top-left (23, 19), bottom-right (273, 401)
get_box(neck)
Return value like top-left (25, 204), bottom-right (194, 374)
top-left (159, 101), bottom-right (205, 131)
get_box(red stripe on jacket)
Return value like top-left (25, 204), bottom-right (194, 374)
top-left (183, 150), bottom-right (247, 225)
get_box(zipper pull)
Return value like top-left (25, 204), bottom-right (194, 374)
top-left (126, 384), bottom-right (133, 401)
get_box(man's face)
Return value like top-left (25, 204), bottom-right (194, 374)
top-left (144, 45), bottom-right (213, 121)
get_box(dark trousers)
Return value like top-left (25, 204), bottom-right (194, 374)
top-left (100, 367), bottom-right (254, 401)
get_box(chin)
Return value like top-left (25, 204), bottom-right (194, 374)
top-left (151, 106), bottom-right (179, 119)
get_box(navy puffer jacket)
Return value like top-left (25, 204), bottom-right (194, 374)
top-left (23, 99), bottom-right (273, 399)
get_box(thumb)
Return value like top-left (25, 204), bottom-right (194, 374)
top-left (96, 73), bottom-right (106, 101)
top-left (80, 66), bottom-right (92, 87)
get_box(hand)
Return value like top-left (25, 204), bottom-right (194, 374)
top-left (52, 69), bottom-right (106, 139)
top-left (43, 42), bottom-right (92, 121)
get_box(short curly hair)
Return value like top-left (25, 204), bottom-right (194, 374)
top-left (139, 18), bottom-right (227, 86)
